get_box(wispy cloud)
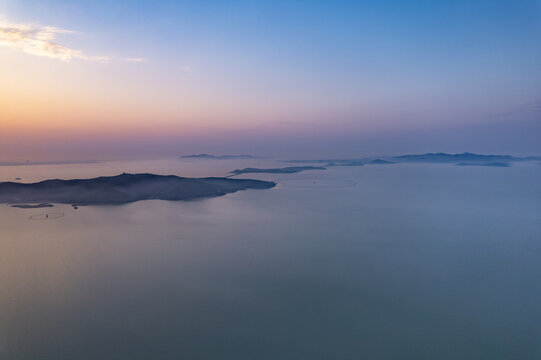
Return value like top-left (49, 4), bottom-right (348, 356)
top-left (123, 57), bottom-right (146, 63)
top-left (0, 18), bottom-right (111, 62)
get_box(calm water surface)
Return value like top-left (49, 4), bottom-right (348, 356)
top-left (1, 159), bottom-right (540, 359)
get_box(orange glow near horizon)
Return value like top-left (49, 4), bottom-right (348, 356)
top-left (0, 47), bottom-right (330, 139)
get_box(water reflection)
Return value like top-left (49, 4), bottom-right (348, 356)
top-left (1, 160), bottom-right (540, 359)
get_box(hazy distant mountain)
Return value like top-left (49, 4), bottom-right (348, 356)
top-left (181, 154), bottom-right (256, 159)
top-left (393, 152), bottom-right (531, 163)
top-left (230, 166), bottom-right (325, 175)
top-left (0, 173), bottom-right (275, 205)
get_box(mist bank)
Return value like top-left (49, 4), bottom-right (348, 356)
top-left (0, 160), bottom-right (100, 167)
top-left (181, 154), bottom-right (256, 160)
top-left (455, 162), bottom-right (511, 167)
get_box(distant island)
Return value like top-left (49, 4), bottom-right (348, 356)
top-left (367, 159), bottom-right (395, 165)
top-left (393, 152), bottom-right (540, 163)
top-left (0, 173), bottom-right (275, 206)
top-left (229, 166), bottom-right (326, 175)
top-left (282, 152), bottom-right (541, 167)
top-left (455, 162), bottom-right (510, 167)
top-left (10, 203), bottom-right (54, 209)
top-left (181, 154), bottom-right (256, 160)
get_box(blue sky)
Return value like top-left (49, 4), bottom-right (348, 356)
top-left (1, 0), bottom-right (540, 159)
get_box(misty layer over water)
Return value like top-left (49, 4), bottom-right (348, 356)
top-left (1, 159), bottom-right (540, 360)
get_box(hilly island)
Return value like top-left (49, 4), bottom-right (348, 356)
top-left (0, 173), bottom-right (275, 206)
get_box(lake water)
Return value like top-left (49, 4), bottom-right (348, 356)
top-left (1, 158), bottom-right (540, 359)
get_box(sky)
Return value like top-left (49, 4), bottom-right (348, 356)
top-left (1, 0), bottom-right (540, 161)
